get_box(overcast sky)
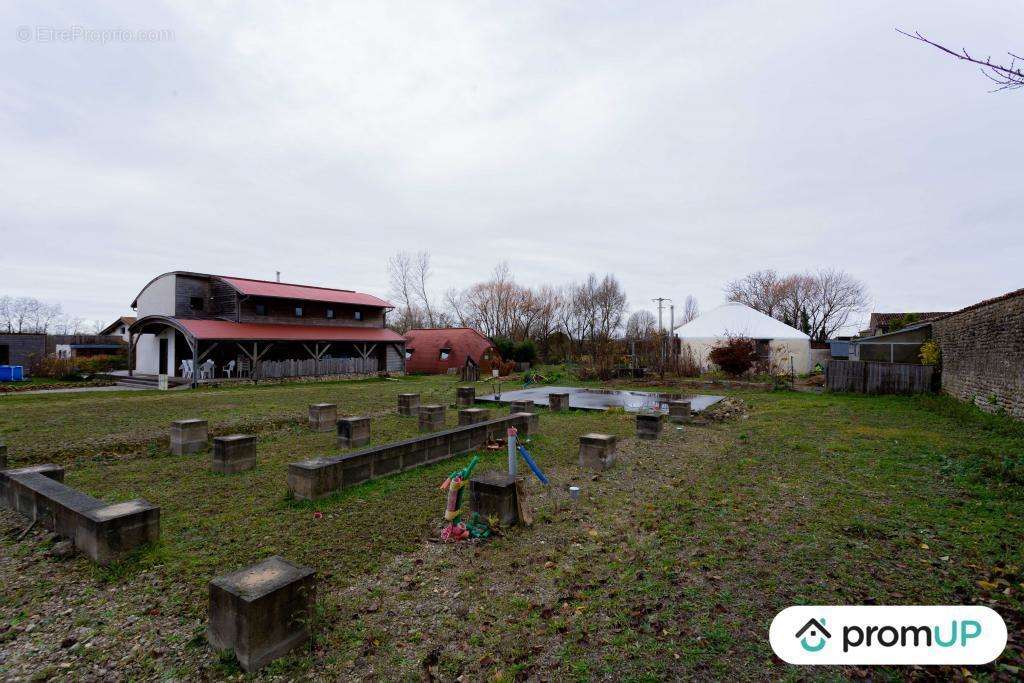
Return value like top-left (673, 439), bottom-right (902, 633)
top-left (2, 1), bottom-right (1022, 330)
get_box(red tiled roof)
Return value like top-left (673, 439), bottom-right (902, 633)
top-left (176, 319), bottom-right (405, 343)
top-left (218, 276), bottom-right (393, 308)
top-left (403, 328), bottom-right (496, 374)
top-left (868, 312), bottom-right (950, 329)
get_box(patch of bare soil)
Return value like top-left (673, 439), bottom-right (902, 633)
top-left (0, 521), bottom-right (207, 682)
top-left (326, 425), bottom-right (733, 681)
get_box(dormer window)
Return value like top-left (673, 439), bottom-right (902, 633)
top-left (439, 348), bottom-right (451, 361)
top-left (255, 303), bottom-right (267, 316)
top-left (189, 296), bottom-right (204, 311)
top-left (295, 306), bottom-right (304, 318)
top-left (326, 308), bottom-right (335, 319)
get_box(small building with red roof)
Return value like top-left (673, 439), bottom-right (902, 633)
top-left (403, 328), bottom-right (499, 375)
top-left (127, 271), bottom-right (405, 384)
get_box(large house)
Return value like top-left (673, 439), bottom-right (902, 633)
top-left (128, 272), bottom-right (405, 382)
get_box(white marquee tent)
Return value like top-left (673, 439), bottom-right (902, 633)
top-left (674, 302), bottom-right (811, 374)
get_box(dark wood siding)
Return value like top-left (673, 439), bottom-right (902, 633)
top-left (174, 275), bottom-right (215, 319)
top-left (236, 297), bottom-right (385, 328)
top-left (210, 279), bottom-right (238, 320)
top-left (0, 334), bottom-right (47, 367)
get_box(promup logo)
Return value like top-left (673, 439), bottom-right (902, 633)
top-left (770, 606), bottom-right (1007, 665)
top-left (795, 618), bottom-right (831, 652)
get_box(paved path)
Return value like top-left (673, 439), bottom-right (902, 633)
top-left (1, 385), bottom-right (151, 396)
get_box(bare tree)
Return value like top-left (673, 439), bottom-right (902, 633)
top-left (724, 270), bottom-right (790, 318)
top-left (680, 295), bottom-right (699, 325)
top-left (897, 29), bottom-right (1024, 92)
top-left (626, 310), bottom-right (657, 340)
top-left (412, 250), bottom-right (436, 327)
top-left (387, 251), bottom-right (430, 333)
top-left (725, 268), bottom-right (868, 341)
top-left (0, 296), bottom-right (65, 333)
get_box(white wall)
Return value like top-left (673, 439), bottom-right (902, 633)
top-left (136, 273), bottom-right (176, 317)
top-left (681, 336), bottom-right (811, 375)
top-left (134, 329), bottom-right (177, 375)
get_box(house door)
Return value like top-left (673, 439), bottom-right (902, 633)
top-left (159, 338), bottom-right (169, 375)
top-left (0, 344), bottom-right (9, 365)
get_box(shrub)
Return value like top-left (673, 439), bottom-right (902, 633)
top-left (708, 336), bottom-right (757, 377)
top-left (511, 340), bottom-right (537, 363)
top-left (919, 340), bottom-right (941, 366)
top-left (31, 354), bottom-right (126, 379)
top-left (492, 337), bottom-right (515, 362)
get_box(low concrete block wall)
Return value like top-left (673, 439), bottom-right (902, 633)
top-left (1, 466), bottom-right (159, 565)
top-left (288, 413), bottom-right (535, 501)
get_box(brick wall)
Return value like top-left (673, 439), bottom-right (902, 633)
top-left (932, 288), bottom-right (1024, 419)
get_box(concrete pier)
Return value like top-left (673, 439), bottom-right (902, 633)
top-left (208, 556), bottom-right (316, 672)
top-left (170, 419), bottom-right (208, 455)
top-left (308, 404), bottom-right (337, 432)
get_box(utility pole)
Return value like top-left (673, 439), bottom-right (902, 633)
top-left (669, 304), bottom-right (675, 363)
top-left (652, 297), bottom-right (670, 332)
top-left (652, 297), bottom-right (671, 366)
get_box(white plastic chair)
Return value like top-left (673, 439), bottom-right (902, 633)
top-left (179, 360), bottom-right (193, 379)
top-left (224, 360), bottom-right (235, 378)
top-left (201, 359), bottom-right (215, 379)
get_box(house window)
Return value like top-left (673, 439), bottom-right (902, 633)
top-left (405, 349), bottom-right (413, 360)
top-left (354, 310), bottom-right (363, 321)
top-left (295, 306), bottom-right (304, 318)
top-left (255, 303), bottom-right (267, 316)
top-left (189, 296), bottom-right (204, 311)
top-left (326, 308), bottom-right (335, 319)
top-left (439, 348), bottom-right (451, 361)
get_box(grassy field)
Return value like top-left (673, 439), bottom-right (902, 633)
top-left (0, 375), bottom-right (1022, 680)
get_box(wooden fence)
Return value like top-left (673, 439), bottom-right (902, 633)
top-left (257, 357), bottom-right (377, 379)
top-left (826, 360), bottom-right (935, 395)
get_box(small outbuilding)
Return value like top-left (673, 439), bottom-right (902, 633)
top-left (404, 328), bottom-right (499, 375)
top-left (674, 302), bottom-right (811, 374)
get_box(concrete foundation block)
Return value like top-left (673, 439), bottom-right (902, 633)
top-left (548, 393), bottom-right (570, 412)
top-left (397, 393), bottom-right (420, 416)
top-left (208, 556), bottom-right (316, 673)
top-left (579, 433), bottom-right (617, 471)
top-left (458, 408), bottom-right (491, 426)
top-left (1, 468), bottom-right (158, 565)
top-left (212, 435), bottom-right (257, 474)
top-left (469, 472), bottom-right (519, 526)
top-left (456, 386), bottom-right (476, 408)
top-left (418, 405), bottom-right (445, 432)
top-left (308, 404), bottom-right (337, 432)
top-left (0, 463), bottom-right (64, 507)
top-left (337, 416), bottom-right (371, 449)
top-left (170, 419), bottom-right (208, 455)
top-left (509, 399), bottom-right (534, 414)
top-left (668, 400), bottom-right (692, 424)
top-left (80, 499), bottom-right (161, 565)
top-left (515, 412), bottom-right (540, 436)
top-left (636, 413), bottom-right (663, 440)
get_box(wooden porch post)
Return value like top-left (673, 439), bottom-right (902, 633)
top-left (190, 335), bottom-right (199, 389)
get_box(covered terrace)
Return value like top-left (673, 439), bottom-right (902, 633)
top-left (128, 316), bottom-right (405, 386)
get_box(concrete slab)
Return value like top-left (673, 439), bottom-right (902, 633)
top-left (477, 386), bottom-right (724, 414)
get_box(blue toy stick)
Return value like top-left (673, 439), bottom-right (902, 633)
top-left (516, 444), bottom-right (550, 486)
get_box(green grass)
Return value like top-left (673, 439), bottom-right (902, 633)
top-left (0, 375), bottom-right (1022, 680)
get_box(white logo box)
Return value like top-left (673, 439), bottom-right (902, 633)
top-left (770, 605), bottom-right (1007, 665)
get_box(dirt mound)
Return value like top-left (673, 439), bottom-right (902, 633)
top-left (694, 396), bottom-right (748, 423)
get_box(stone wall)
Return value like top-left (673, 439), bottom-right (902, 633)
top-left (932, 288), bottom-right (1024, 419)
